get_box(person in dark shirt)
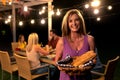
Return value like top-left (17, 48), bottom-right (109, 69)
top-left (48, 29), bottom-right (60, 49)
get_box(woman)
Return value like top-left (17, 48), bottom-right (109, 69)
top-left (18, 34), bottom-right (26, 51)
top-left (55, 9), bottom-right (96, 80)
top-left (26, 33), bottom-right (59, 80)
top-left (26, 33), bottom-right (49, 73)
top-left (48, 29), bottom-right (60, 49)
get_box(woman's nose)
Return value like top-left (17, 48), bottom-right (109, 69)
top-left (72, 21), bottom-right (76, 26)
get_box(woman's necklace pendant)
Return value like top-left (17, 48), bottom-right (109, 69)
top-left (76, 50), bottom-right (79, 53)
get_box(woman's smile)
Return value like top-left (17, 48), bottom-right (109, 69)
top-left (68, 14), bottom-right (80, 31)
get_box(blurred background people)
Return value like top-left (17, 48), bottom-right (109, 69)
top-left (26, 32), bottom-right (59, 80)
top-left (48, 29), bottom-right (60, 49)
top-left (17, 34), bottom-right (27, 51)
top-left (26, 33), bottom-right (49, 70)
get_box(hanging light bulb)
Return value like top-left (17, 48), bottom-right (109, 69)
top-left (24, 6), bottom-right (28, 12)
top-left (41, 19), bottom-right (45, 24)
top-left (56, 9), bottom-right (61, 16)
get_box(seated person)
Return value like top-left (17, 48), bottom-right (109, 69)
top-left (17, 34), bottom-right (27, 51)
top-left (26, 33), bottom-right (59, 80)
top-left (48, 29), bottom-right (60, 49)
top-left (91, 48), bottom-right (104, 79)
top-left (92, 48), bottom-right (103, 71)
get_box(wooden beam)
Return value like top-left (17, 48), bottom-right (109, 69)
top-left (0, 0), bottom-right (53, 11)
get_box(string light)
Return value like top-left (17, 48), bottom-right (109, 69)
top-left (96, 17), bottom-right (101, 21)
top-left (91, 0), bottom-right (101, 7)
top-left (24, 6), bottom-right (28, 12)
top-left (30, 19), bottom-right (35, 24)
top-left (93, 9), bottom-right (99, 14)
top-left (8, 15), bottom-right (12, 19)
top-left (7, 18), bottom-right (11, 22)
top-left (19, 21), bottom-right (23, 26)
top-left (39, 11), bottom-right (42, 15)
top-left (40, 19), bottom-right (45, 24)
top-left (2, 0), bottom-right (120, 25)
top-left (107, 5), bottom-right (112, 10)
top-left (5, 20), bottom-right (8, 24)
top-left (42, 6), bottom-right (46, 10)
top-left (56, 9), bottom-right (61, 16)
top-left (85, 4), bottom-right (90, 9)
top-left (9, 2), bottom-right (12, 5)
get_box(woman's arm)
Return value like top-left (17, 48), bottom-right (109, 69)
top-left (34, 45), bottom-right (49, 55)
top-left (86, 35), bottom-right (97, 70)
top-left (54, 37), bottom-right (63, 66)
top-left (88, 35), bottom-right (95, 51)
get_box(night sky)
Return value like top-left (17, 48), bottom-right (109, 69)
top-left (52, 0), bottom-right (120, 59)
top-left (0, 0), bottom-right (120, 60)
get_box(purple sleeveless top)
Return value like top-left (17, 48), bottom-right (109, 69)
top-left (59, 35), bottom-right (92, 80)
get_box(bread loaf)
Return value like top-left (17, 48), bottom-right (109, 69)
top-left (72, 50), bottom-right (96, 67)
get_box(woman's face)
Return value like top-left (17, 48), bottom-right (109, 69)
top-left (68, 14), bottom-right (80, 32)
top-left (50, 31), bottom-right (53, 37)
top-left (21, 36), bottom-right (25, 42)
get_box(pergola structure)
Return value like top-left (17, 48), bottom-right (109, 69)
top-left (0, 0), bottom-right (53, 42)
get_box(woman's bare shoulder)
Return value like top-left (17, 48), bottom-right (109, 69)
top-left (87, 35), bottom-right (94, 39)
top-left (57, 37), bottom-right (64, 45)
top-left (33, 44), bottom-right (41, 50)
top-left (58, 37), bottom-right (63, 41)
top-left (87, 35), bottom-right (94, 42)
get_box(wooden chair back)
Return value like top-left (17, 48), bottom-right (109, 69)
top-left (11, 42), bottom-right (18, 52)
top-left (91, 56), bottom-right (120, 80)
top-left (14, 53), bottom-right (50, 80)
top-left (0, 50), bottom-right (18, 80)
top-left (104, 56), bottom-right (120, 80)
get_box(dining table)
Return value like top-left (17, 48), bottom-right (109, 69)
top-left (14, 49), bottom-right (56, 65)
top-left (40, 54), bottom-right (55, 65)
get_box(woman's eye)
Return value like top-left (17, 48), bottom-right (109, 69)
top-left (75, 18), bottom-right (79, 21)
top-left (69, 20), bottom-right (72, 23)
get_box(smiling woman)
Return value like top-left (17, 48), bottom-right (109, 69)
top-left (54, 9), bottom-right (96, 80)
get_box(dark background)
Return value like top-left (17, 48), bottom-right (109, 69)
top-left (0, 0), bottom-right (120, 62)
top-left (0, 0), bottom-right (120, 79)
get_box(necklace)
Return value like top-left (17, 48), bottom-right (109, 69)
top-left (69, 35), bottom-right (83, 43)
top-left (68, 35), bottom-right (84, 52)
top-left (76, 50), bottom-right (79, 53)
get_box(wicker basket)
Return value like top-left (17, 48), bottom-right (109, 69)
top-left (57, 50), bottom-right (96, 75)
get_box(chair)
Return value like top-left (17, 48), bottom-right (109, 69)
top-left (0, 50), bottom-right (18, 80)
top-left (14, 53), bottom-right (50, 80)
top-left (11, 42), bottom-right (18, 53)
top-left (91, 56), bottom-right (120, 80)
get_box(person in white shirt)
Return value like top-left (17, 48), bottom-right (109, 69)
top-left (26, 33), bottom-right (59, 80)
